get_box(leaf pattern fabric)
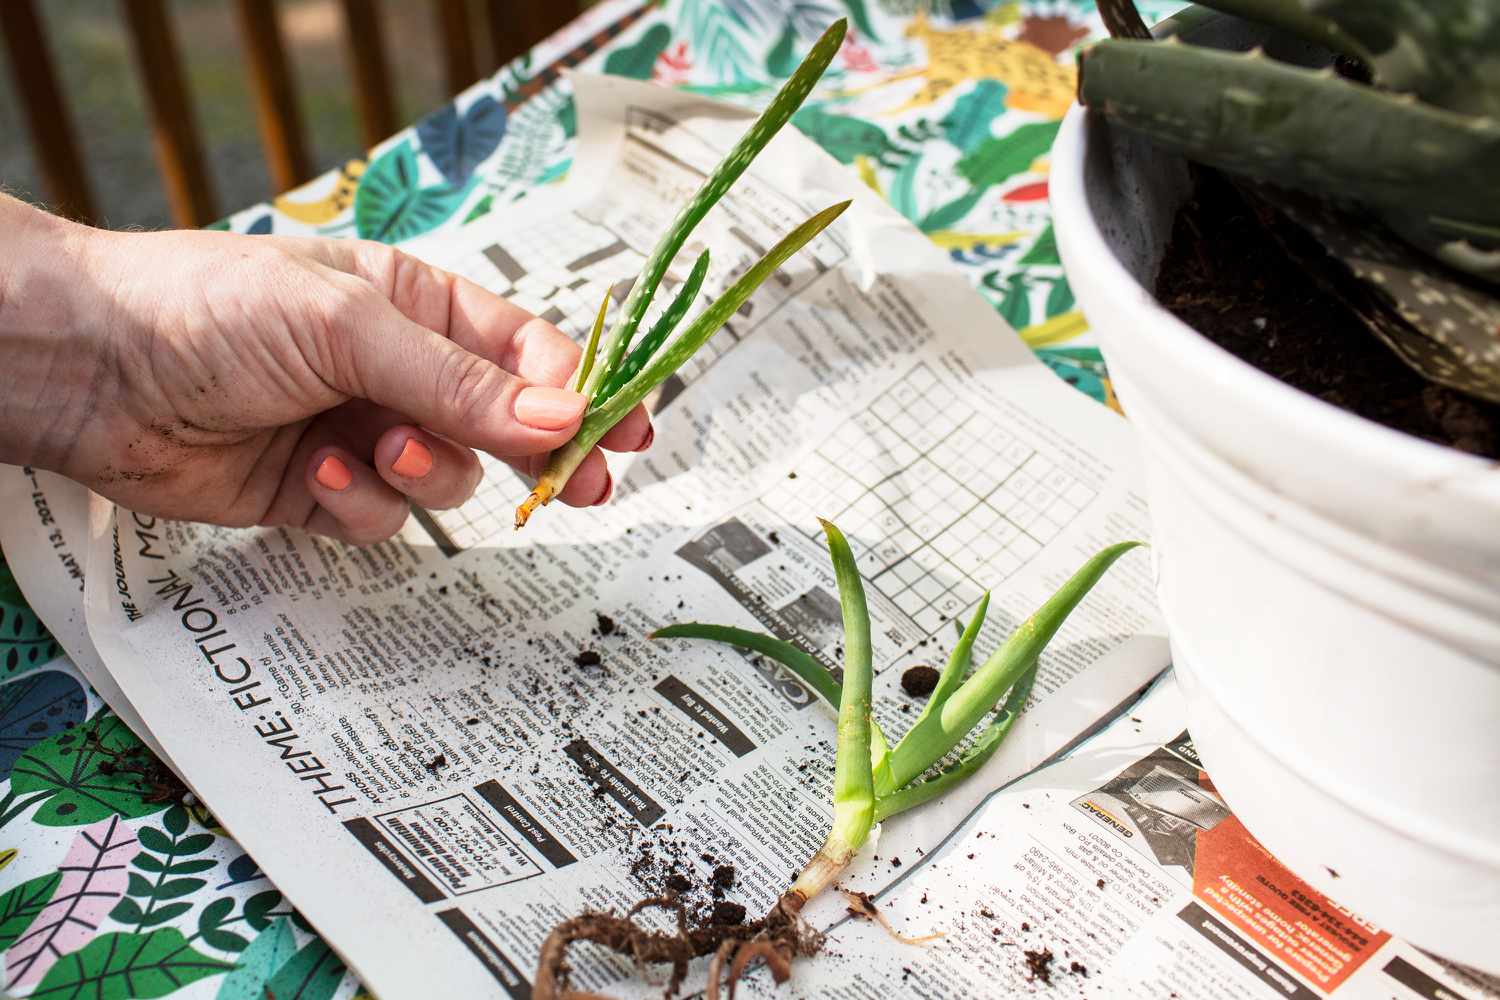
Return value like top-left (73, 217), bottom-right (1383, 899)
top-left (6, 816), bottom-right (138, 988)
top-left (30, 929), bottom-right (234, 1000)
top-left (0, 553), bottom-right (60, 681)
top-left (8, 714), bottom-right (169, 827)
top-left (0, 671), bottom-right (87, 780)
top-left (0, 2), bottom-right (1193, 995)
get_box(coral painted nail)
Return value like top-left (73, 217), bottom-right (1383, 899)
top-left (315, 456), bottom-right (353, 491)
top-left (515, 386), bottom-right (587, 431)
top-left (392, 438), bottom-right (433, 479)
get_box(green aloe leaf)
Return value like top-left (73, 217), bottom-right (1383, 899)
top-left (595, 251), bottom-right (711, 405)
top-left (884, 542), bottom-right (1143, 789)
top-left (573, 202), bottom-right (849, 458)
top-left (652, 622), bottom-right (840, 707)
top-left (820, 519), bottom-right (875, 847)
top-left (579, 18), bottom-right (847, 399)
top-left (875, 657), bottom-right (1039, 822)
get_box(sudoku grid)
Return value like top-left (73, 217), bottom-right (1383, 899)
top-left (758, 363), bottom-right (1099, 635)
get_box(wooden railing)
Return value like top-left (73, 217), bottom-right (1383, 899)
top-left (1, 0), bottom-right (581, 227)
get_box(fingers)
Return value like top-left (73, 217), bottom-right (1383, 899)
top-left (307, 244), bottom-right (657, 450)
top-left (304, 447), bottom-right (410, 545)
top-left (515, 446), bottom-right (613, 509)
top-left (316, 273), bottom-right (589, 458)
top-left (372, 425), bottom-right (481, 510)
top-left (598, 404), bottom-right (653, 453)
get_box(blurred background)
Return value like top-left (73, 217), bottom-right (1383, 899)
top-left (0, 0), bottom-right (584, 229)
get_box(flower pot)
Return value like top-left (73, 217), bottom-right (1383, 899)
top-left (1049, 27), bottom-right (1500, 971)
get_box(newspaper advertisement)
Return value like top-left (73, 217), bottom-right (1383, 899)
top-left (767, 673), bottom-right (1500, 1000)
top-left (7, 73), bottom-right (1174, 997)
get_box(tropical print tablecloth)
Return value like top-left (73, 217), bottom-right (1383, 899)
top-left (0, 2), bottom-right (1183, 996)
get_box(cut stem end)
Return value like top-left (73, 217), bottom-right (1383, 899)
top-left (514, 483), bottom-right (557, 529)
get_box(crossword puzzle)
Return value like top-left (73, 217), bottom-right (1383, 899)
top-left (413, 105), bottom-right (849, 554)
top-left (757, 362), bottom-right (1099, 636)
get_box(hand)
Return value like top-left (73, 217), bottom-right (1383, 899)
top-left (0, 196), bottom-right (652, 544)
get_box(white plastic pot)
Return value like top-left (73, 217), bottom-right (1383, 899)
top-left (1050, 99), bottom-right (1500, 969)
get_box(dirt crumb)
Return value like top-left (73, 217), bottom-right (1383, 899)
top-left (1024, 947), bottom-right (1055, 984)
top-left (594, 612), bottom-right (617, 636)
top-left (710, 900), bottom-right (747, 925)
top-left (573, 649), bottom-right (602, 668)
top-left (901, 665), bottom-right (940, 697)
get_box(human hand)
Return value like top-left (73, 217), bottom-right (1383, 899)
top-left (0, 197), bottom-right (652, 543)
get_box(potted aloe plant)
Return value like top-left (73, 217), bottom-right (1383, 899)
top-left (1049, 0), bottom-right (1500, 972)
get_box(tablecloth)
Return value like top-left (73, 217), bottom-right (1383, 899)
top-left (0, 2), bottom-right (1183, 996)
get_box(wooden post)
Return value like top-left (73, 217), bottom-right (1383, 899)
top-left (433, 0), bottom-right (479, 97)
top-left (0, 0), bottom-right (97, 222)
top-left (487, 0), bottom-right (578, 70)
top-left (339, 0), bottom-right (397, 149)
top-left (233, 0), bottom-right (310, 193)
top-left (120, 0), bottom-right (219, 226)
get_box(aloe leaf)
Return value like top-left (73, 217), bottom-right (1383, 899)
top-left (573, 288), bottom-right (611, 393)
top-left (595, 251), bottom-right (710, 405)
top-left (651, 622), bottom-right (840, 707)
top-left (874, 657), bottom-right (1038, 823)
top-left (1187, 0), bottom-right (1368, 62)
top-left (875, 593), bottom-right (989, 796)
top-left (883, 542), bottom-right (1143, 789)
top-left (923, 592), bottom-right (987, 716)
top-left (516, 200), bottom-right (850, 526)
top-left (1079, 41), bottom-right (1500, 230)
top-left (654, 617), bottom-right (892, 778)
top-left (577, 17), bottom-right (847, 399)
top-left (819, 518), bottom-right (875, 851)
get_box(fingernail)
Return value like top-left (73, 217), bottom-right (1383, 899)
top-left (392, 438), bottom-right (433, 479)
top-left (595, 470), bottom-right (614, 506)
top-left (315, 455), bottom-right (352, 491)
top-left (515, 386), bottom-right (587, 431)
top-left (636, 425), bottom-right (655, 452)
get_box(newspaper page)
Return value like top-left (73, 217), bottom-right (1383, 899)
top-left (766, 672), bottom-right (1500, 1000)
top-left (56, 73), bottom-right (1169, 998)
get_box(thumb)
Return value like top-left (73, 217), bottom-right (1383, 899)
top-left (321, 281), bottom-right (587, 456)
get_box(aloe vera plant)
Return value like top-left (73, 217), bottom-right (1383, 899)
top-left (533, 523), bottom-right (1141, 997)
top-left (515, 18), bottom-right (850, 527)
top-left (1081, 0), bottom-right (1500, 404)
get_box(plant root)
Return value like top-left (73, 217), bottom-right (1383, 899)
top-left (704, 892), bottom-right (825, 1000)
top-left (840, 890), bottom-right (944, 946)
top-left (534, 896), bottom-right (762, 1000)
top-left (535, 891), bottom-right (828, 1000)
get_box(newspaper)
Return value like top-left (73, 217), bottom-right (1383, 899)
top-left (7, 73), bottom-right (1180, 998)
top-left (761, 673), bottom-right (1500, 1000)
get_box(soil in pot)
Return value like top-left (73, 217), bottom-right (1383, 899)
top-left (1153, 168), bottom-right (1500, 459)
